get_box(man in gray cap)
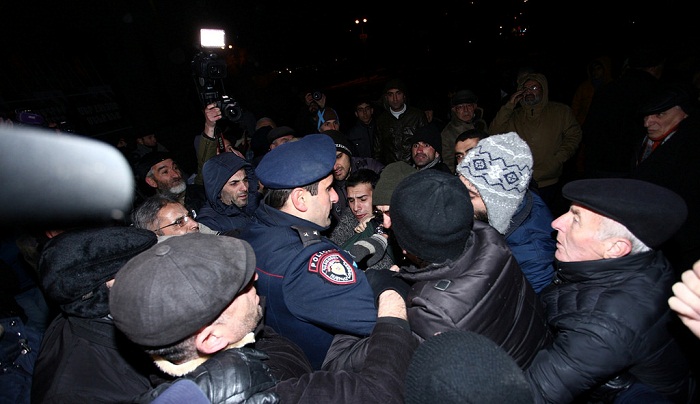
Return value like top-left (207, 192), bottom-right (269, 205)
top-left (109, 233), bottom-right (418, 403)
top-left (526, 178), bottom-right (696, 403)
top-left (441, 89), bottom-right (481, 173)
top-left (237, 134), bottom-right (381, 370)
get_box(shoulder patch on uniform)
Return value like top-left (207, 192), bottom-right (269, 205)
top-left (308, 250), bottom-right (357, 285)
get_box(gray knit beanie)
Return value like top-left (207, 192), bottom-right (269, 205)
top-left (456, 132), bottom-right (532, 234)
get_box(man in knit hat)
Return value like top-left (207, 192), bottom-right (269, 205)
top-left (391, 169), bottom-right (551, 369)
top-left (457, 132), bottom-right (555, 293)
top-left (32, 226), bottom-right (160, 403)
top-left (409, 123), bottom-right (451, 173)
top-left (322, 130), bottom-right (384, 225)
top-left (404, 330), bottom-right (533, 404)
top-left (318, 108), bottom-right (340, 132)
top-left (526, 178), bottom-right (695, 403)
top-left (375, 78), bottom-right (428, 164)
top-left (237, 134), bottom-right (380, 370)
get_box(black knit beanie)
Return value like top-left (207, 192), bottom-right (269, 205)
top-left (391, 170), bottom-right (473, 264)
top-left (405, 331), bottom-right (534, 404)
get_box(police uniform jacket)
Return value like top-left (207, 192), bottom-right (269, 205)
top-left (525, 250), bottom-right (694, 403)
top-left (239, 203), bottom-right (377, 370)
top-left (397, 220), bottom-right (551, 369)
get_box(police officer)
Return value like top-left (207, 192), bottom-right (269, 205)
top-left (237, 134), bottom-right (378, 370)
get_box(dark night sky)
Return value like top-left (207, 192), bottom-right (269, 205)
top-left (2, 0), bottom-right (698, 165)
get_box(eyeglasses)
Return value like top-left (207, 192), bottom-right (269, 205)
top-left (157, 212), bottom-right (194, 231)
top-left (520, 85), bottom-right (540, 92)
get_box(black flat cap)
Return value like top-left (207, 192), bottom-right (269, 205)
top-left (638, 84), bottom-right (693, 116)
top-left (562, 178), bottom-right (687, 248)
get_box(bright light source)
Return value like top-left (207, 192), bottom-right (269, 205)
top-left (200, 29), bottom-right (225, 48)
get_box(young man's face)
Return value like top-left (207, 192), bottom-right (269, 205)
top-left (385, 89), bottom-right (406, 111)
top-left (411, 142), bottom-right (437, 168)
top-left (454, 138), bottom-right (480, 166)
top-left (346, 182), bottom-right (373, 222)
top-left (220, 168), bottom-right (249, 208)
top-left (355, 103), bottom-right (373, 125)
top-left (458, 176), bottom-right (488, 222)
top-left (333, 152), bottom-right (352, 181)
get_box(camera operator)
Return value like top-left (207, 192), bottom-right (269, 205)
top-left (294, 88), bottom-right (327, 136)
top-left (193, 103), bottom-right (248, 186)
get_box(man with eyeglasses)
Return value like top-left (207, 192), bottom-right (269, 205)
top-left (196, 152), bottom-right (261, 235)
top-left (489, 72), bottom-right (582, 216)
top-left (132, 194), bottom-right (218, 236)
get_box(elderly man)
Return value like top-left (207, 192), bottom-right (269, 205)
top-left (457, 132), bottom-right (555, 293)
top-left (440, 89), bottom-right (480, 173)
top-left (109, 233), bottom-right (418, 403)
top-left (237, 134), bottom-right (379, 370)
top-left (631, 84), bottom-right (700, 275)
top-left (133, 151), bottom-right (206, 217)
top-left (196, 152), bottom-right (261, 234)
top-left (526, 178), bottom-right (695, 403)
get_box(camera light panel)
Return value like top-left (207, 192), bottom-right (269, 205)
top-left (200, 29), bottom-right (225, 48)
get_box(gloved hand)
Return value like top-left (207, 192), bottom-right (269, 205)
top-left (185, 347), bottom-right (279, 404)
top-left (347, 234), bottom-right (388, 268)
top-left (364, 267), bottom-right (411, 305)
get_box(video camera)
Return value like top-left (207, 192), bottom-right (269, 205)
top-left (191, 29), bottom-right (242, 122)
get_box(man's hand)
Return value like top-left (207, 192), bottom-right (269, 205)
top-left (669, 259), bottom-right (700, 339)
top-left (203, 103), bottom-right (222, 137)
top-left (377, 290), bottom-right (407, 320)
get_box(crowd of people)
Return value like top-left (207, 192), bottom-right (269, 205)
top-left (3, 41), bottom-right (700, 404)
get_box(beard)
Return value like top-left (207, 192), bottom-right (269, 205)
top-left (167, 181), bottom-right (187, 195)
top-left (474, 209), bottom-right (489, 223)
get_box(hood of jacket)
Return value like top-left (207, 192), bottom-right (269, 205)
top-left (202, 153), bottom-right (259, 217)
top-left (518, 72), bottom-right (549, 120)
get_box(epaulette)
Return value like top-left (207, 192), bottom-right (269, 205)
top-left (291, 225), bottom-right (323, 248)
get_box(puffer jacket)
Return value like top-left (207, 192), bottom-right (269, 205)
top-left (526, 251), bottom-right (695, 404)
top-left (197, 153), bottom-right (261, 233)
top-left (489, 73), bottom-right (582, 187)
top-left (397, 220), bottom-right (551, 369)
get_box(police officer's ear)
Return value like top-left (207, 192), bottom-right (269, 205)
top-left (289, 187), bottom-right (309, 213)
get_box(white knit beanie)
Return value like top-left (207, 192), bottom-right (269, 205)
top-left (456, 132), bottom-right (532, 234)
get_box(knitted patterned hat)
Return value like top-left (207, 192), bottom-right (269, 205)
top-left (456, 132), bottom-right (532, 234)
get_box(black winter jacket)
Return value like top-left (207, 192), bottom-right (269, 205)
top-left (397, 220), bottom-right (551, 369)
top-left (526, 251), bottom-right (695, 403)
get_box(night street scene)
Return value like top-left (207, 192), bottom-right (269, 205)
top-left (2, 0), bottom-right (698, 173)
